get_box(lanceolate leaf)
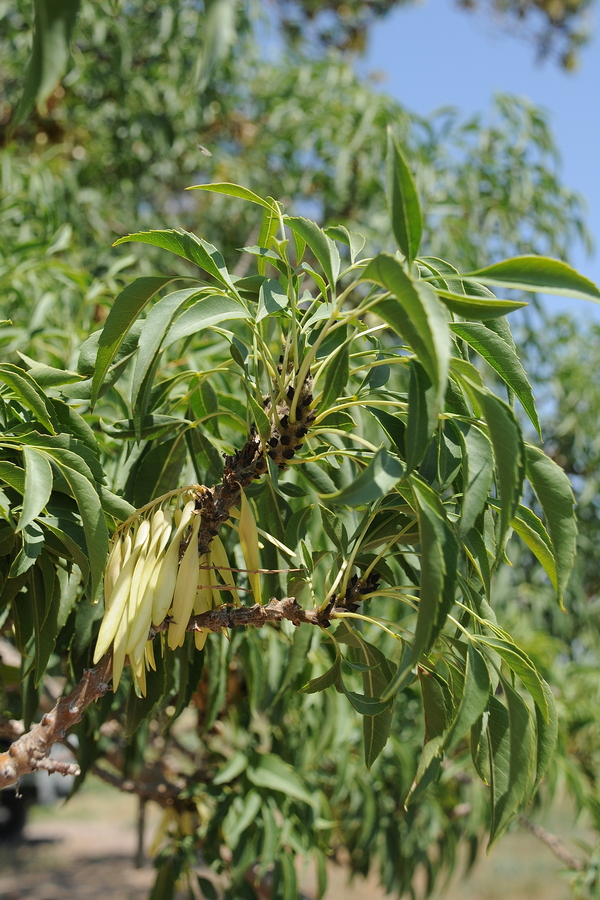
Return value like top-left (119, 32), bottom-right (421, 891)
top-left (451, 322), bottom-right (541, 437)
top-left (91, 276), bottom-right (177, 406)
top-left (533, 679), bottom-right (558, 792)
top-left (131, 287), bottom-right (205, 434)
top-left (383, 479), bottom-right (458, 699)
top-left (55, 464), bottom-right (109, 602)
top-left (114, 229), bottom-right (235, 289)
top-left (472, 635), bottom-right (548, 720)
top-left (386, 128), bottom-right (423, 264)
top-left (163, 296), bottom-right (251, 347)
top-left (285, 216), bottom-right (340, 288)
top-left (434, 288), bottom-right (527, 319)
top-left (247, 753), bottom-right (315, 806)
top-left (364, 253), bottom-right (450, 412)
top-left (18, 448), bottom-right (53, 533)
top-left (186, 182), bottom-right (272, 210)
top-left (489, 683), bottom-right (535, 846)
top-left (323, 447), bottom-right (404, 507)
top-left (405, 359), bottom-right (437, 473)
top-left (455, 422), bottom-right (494, 539)
top-left (0, 364), bottom-right (59, 433)
top-left (525, 444), bottom-right (576, 606)
top-left (509, 504), bottom-right (557, 593)
top-left (318, 342), bottom-right (349, 412)
top-left (463, 256), bottom-right (600, 303)
top-left (444, 644), bottom-right (490, 751)
top-left (475, 387), bottom-right (525, 552)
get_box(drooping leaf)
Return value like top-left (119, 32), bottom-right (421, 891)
top-left (510, 504), bottom-right (557, 593)
top-left (285, 216), bottom-right (340, 288)
top-left (18, 448), bottom-right (53, 533)
top-left (55, 464), bottom-right (109, 602)
top-left (163, 295), bottom-right (250, 348)
top-left (0, 364), bottom-right (59, 433)
top-left (324, 447), bottom-right (404, 507)
top-left (525, 444), bottom-right (576, 606)
top-left (131, 287), bottom-right (205, 432)
top-left (533, 679), bottom-right (558, 792)
top-left (475, 387), bottom-right (525, 553)
top-left (186, 182), bottom-right (271, 209)
top-left (114, 229), bottom-right (235, 289)
top-left (386, 128), bottom-right (423, 264)
top-left (444, 645), bottom-right (490, 750)
top-left (90, 276), bottom-right (177, 406)
top-left (451, 322), bottom-right (541, 437)
top-left (247, 753), bottom-right (315, 806)
top-left (257, 278), bottom-right (289, 321)
top-left (405, 359), bottom-right (437, 473)
top-left (489, 683), bottom-right (535, 846)
top-left (455, 422), bottom-right (494, 539)
top-left (318, 342), bottom-right (350, 412)
top-left (463, 256), bottom-right (600, 303)
top-left (472, 635), bottom-right (548, 721)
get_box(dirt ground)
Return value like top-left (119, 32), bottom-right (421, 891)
top-left (0, 777), bottom-right (585, 900)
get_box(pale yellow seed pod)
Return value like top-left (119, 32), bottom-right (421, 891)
top-left (168, 512), bottom-right (202, 649)
top-left (151, 501), bottom-right (195, 626)
top-left (145, 638), bottom-right (156, 672)
top-left (128, 515), bottom-right (174, 662)
top-left (193, 552), bottom-right (213, 651)
top-left (210, 535), bottom-right (240, 606)
top-left (111, 606), bottom-right (129, 690)
top-left (93, 543), bottom-right (143, 663)
top-left (104, 538), bottom-right (123, 608)
top-left (239, 489), bottom-right (261, 604)
top-left (125, 511), bottom-right (170, 658)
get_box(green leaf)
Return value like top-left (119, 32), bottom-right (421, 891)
top-left (18, 448), bottom-right (53, 533)
top-left (212, 751), bottom-right (248, 785)
top-left (257, 279), bottom-right (289, 322)
top-left (324, 225), bottom-right (366, 264)
top-left (300, 655), bottom-right (341, 694)
top-left (434, 288), bottom-right (527, 319)
top-left (455, 422), bottom-right (494, 539)
top-left (525, 444), bottom-right (576, 606)
top-left (222, 790), bottom-right (262, 848)
top-left (364, 253), bottom-right (450, 409)
top-left (55, 464), bottom-right (109, 602)
top-left (163, 295), bottom-right (250, 348)
top-left (533, 679), bottom-right (558, 792)
top-left (131, 287), bottom-right (205, 433)
top-left (285, 216), bottom-right (340, 287)
top-left (247, 754), bottom-right (315, 806)
top-left (489, 683), bottom-right (535, 846)
top-left (510, 504), bottom-right (557, 593)
top-left (472, 635), bottom-right (548, 720)
top-left (463, 256), bottom-right (600, 303)
top-left (419, 668), bottom-right (450, 740)
top-left (386, 128), bottom-right (423, 264)
top-left (101, 415), bottom-right (186, 442)
top-left (323, 447), bottom-right (404, 507)
top-left (405, 359), bottom-right (437, 473)
top-left (320, 505), bottom-right (348, 553)
top-left (476, 388), bottom-right (525, 552)
top-left (318, 342), bottom-right (349, 411)
top-left (11, 0), bottom-right (80, 129)
top-left (0, 461), bottom-right (25, 494)
top-left (451, 322), bottom-right (541, 437)
top-left (366, 406), bottom-right (406, 457)
top-left (0, 364), bottom-right (58, 433)
top-left (91, 276), bottom-right (176, 406)
top-left (186, 182), bottom-right (271, 209)
top-left (382, 479), bottom-right (458, 699)
top-left (444, 645), bottom-right (490, 750)
top-left (10, 521), bottom-right (45, 578)
top-left (113, 229), bottom-right (235, 289)
top-left (257, 198), bottom-right (281, 275)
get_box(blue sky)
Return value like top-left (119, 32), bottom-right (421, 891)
top-left (361, 0), bottom-right (600, 320)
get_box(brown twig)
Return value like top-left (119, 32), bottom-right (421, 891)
top-left (0, 654), bottom-right (112, 790)
top-left (519, 815), bottom-right (586, 872)
top-left (91, 762), bottom-right (182, 807)
top-left (153, 596), bottom-right (334, 636)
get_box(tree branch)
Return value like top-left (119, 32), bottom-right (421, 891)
top-left (0, 598), bottom-right (337, 790)
top-left (0, 654), bottom-right (112, 789)
top-left (519, 815), bottom-right (586, 872)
